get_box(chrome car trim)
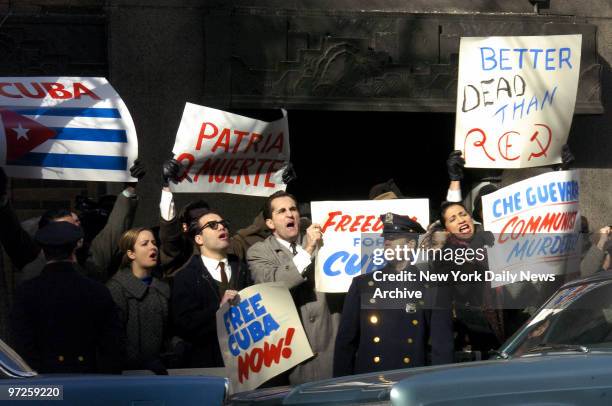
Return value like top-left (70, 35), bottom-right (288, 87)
top-left (0, 339), bottom-right (37, 379)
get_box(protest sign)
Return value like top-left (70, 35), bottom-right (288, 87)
top-left (216, 282), bottom-right (313, 393)
top-left (482, 170), bottom-right (581, 287)
top-left (311, 199), bottom-right (429, 293)
top-left (455, 35), bottom-right (581, 168)
top-left (0, 77), bottom-right (138, 181)
top-left (170, 103), bottom-right (289, 196)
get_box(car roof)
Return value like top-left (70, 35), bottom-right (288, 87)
top-left (559, 270), bottom-right (612, 290)
top-left (392, 353), bottom-right (612, 405)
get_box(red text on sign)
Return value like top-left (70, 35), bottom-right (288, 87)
top-left (0, 82), bottom-right (101, 100)
top-left (237, 328), bottom-right (295, 384)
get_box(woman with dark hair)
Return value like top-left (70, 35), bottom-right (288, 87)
top-left (434, 202), bottom-right (502, 358)
top-left (106, 228), bottom-right (170, 374)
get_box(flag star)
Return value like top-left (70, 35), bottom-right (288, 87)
top-left (12, 123), bottom-right (30, 141)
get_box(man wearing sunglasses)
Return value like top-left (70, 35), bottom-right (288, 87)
top-left (171, 208), bottom-right (251, 368)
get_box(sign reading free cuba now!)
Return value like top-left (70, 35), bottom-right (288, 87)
top-left (170, 103), bottom-right (290, 197)
top-left (311, 199), bottom-right (429, 293)
top-left (0, 77), bottom-right (139, 181)
top-left (455, 35), bottom-right (581, 169)
top-left (216, 283), bottom-right (313, 393)
top-left (482, 170), bottom-right (581, 287)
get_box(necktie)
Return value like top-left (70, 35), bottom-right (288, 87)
top-left (219, 261), bottom-right (228, 285)
top-left (290, 242), bottom-right (298, 256)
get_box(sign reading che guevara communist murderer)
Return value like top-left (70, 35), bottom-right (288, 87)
top-left (482, 170), bottom-right (581, 287)
top-left (0, 77), bottom-right (138, 182)
top-left (170, 103), bottom-right (290, 196)
top-left (455, 35), bottom-right (581, 169)
top-left (216, 283), bottom-right (313, 393)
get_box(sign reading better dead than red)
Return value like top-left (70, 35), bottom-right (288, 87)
top-left (170, 103), bottom-right (290, 196)
top-left (455, 35), bottom-right (581, 169)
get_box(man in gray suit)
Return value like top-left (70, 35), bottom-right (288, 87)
top-left (247, 191), bottom-right (343, 384)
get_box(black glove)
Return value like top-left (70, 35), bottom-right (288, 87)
top-left (282, 162), bottom-right (297, 185)
top-left (470, 230), bottom-right (495, 249)
top-left (560, 144), bottom-right (575, 171)
top-left (129, 158), bottom-right (146, 180)
top-left (0, 167), bottom-right (7, 198)
top-left (447, 150), bottom-right (465, 181)
top-left (162, 158), bottom-right (181, 187)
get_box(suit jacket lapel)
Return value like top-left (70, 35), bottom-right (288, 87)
top-left (229, 256), bottom-right (240, 290)
top-left (194, 255), bottom-right (219, 302)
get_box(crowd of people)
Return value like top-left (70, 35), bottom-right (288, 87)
top-left (1, 146), bottom-right (611, 387)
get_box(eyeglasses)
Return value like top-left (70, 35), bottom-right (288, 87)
top-left (199, 219), bottom-right (230, 233)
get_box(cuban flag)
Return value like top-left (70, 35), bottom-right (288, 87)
top-left (0, 77), bottom-right (138, 182)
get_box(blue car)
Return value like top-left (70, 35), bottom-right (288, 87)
top-left (230, 271), bottom-right (612, 405)
top-left (4, 271), bottom-right (612, 405)
top-left (0, 338), bottom-right (228, 405)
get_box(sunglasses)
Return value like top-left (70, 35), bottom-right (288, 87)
top-left (199, 219), bottom-right (230, 232)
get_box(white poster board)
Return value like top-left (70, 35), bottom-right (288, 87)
top-left (482, 170), bottom-right (581, 287)
top-left (216, 283), bottom-right (313, 393)
top-left (171, 103), bottom-right (289, 196)
top-left (311, 199), bottom-right (429, 293)
top-left (455, 35), bottom-right (582, 168)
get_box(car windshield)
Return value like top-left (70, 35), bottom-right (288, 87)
top-left (0, 339), bottom-right (36, 378)
top-left (502, 280), bottom-right (612, 357)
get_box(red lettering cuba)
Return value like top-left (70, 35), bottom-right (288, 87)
top-left (0, 82), bottom-right (100, 100)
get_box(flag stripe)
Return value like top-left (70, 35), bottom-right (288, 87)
top-left (2, 107), bottom-right (121, 118)
top-left (50, 127), bottom-right (127, 143)
top-left (8, 153), bottom-right (127, 170)
top-left (25, 115), bottom-right (128, 130)
top-left (31, 140), bottom-right (129, 157)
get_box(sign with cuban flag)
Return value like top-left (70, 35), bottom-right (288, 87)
top-left (0, 77), bottom-right (138, 182)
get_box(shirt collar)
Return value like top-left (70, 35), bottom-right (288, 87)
top-left (275, 237), bottom-right (300, 250)
top-left (201, 255), bottom-right (228, 269)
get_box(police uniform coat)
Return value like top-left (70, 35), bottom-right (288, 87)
top-left (333, 265), bottom-right (454, 377)
top-left (247, 235), bottom-right (344, 384)
top-left (1, 193), bottom-right (138, 284)
top-left (171, 254), bottom-right (251, 367)
top-left (9, 261), bottom-right (124, 374)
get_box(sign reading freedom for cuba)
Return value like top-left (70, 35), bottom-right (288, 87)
top-left (216, 283), bottom-right (313, 393)
top-left (455, 35), bottom-right (582, 169)
top-left (0, 77), bottom-right (138, 181)
top-left (311, 199), bottom-right (429, 293)
top-left (482, 170), bottom-right (580, 287)
top-left (170, 103), bottom-right (290, 196)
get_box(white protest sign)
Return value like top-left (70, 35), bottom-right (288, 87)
top-left (216, 282), bottom-right (313, 393)
top-left (482, 170), bottom-right (580, 287)
top-left (312, 199), bottom-right (429, 293)
top-left (170, 103), bottom-right (289, 196)
top-left (0, 77), bottom-right (138, 181)
top-left (455, 35), bottom-right (581, 168)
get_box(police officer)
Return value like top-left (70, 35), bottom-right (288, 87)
top-left (10, 221), bottom-right (124, 374)
top-left (333, 213), bottom-right (454, 377)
